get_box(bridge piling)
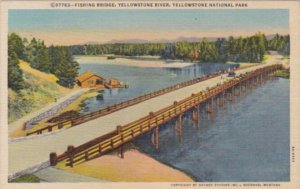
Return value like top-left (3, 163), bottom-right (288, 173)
top-left (196, 105), bottom-right (200, 129)
top-left (175, 114), bottom-right (183, 143)
top-left (243, 82), bottom-right (246, 93)
top-left (248, 79), bottom-right (251, 90)
top-left (211, 97), bottom-right (214, 113)
top-left (227, 90), bottom-right (232, 102)
top-left (222, 91), bottom-right (225, 108)
top-left (150, 127), bottom-right (159, 149)
top-left (231, 86), bottom-right (235, 102)
top-left (155, 127), bottom-right (159, 149)
top-left (206, 100), bottom-right (211, 113)
top-left (191, 105), bottom-right (200, 129)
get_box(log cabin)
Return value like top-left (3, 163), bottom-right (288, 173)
top-left (77, 71), bottom-right (104, 88)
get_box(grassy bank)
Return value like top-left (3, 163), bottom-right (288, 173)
top-left (273, 69), bottom-right (290, 79)
top-left (10, 174), bottom-right (41, 183)
top-left (10, 88), bottom-right (102, 138)
top-left (8, 60), bottom-right (73, 123)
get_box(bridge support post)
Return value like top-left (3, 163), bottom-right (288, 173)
top-left (234, 85), bottom-right (239, 96)
top-left (231, 86), bottom-right (235, 101)
top-left (155, 127), bottom-right (159, 149)
top-left (191, 105), bottom-right (200, 129)
top-left (248, 79), bottom-right (250, 90)
top-left (206, 96), bottom-right (214, 113)
top-left (211, 97), bottom-right (214, 113)
top-left (227, 90), bottom-right (232, 102)
top-left (197, 105), bottom-right (200, 128)
top-left (256, 76), bottom-right (259, 86)
top-left (222, 91), bottom-right (225, 108)
top-left (175, 114), bottom-right (183, 143)
top-left (205, 101), bottom-right (209, 113)
top-left (151, 127), bottom-right (159, 149)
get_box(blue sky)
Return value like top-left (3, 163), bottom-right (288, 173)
top-left (9, 9), bottom-right (289, 45)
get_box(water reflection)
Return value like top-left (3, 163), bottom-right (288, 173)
top-left (79, 63), bottom-right (235, 113)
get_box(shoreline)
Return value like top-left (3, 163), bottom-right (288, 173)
top-left (133, 143), bottom-right (198, 182)
top-left (74, 55), bottom-right (194, 68)
top-left (56, 143), bottom-right (195, 182)
top-left (75, 55), bottom-right (259, 69)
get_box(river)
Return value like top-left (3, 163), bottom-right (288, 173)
top-left (79, 61), bottom-right (289, 182)
top-left (79, 62), bottom-right (235, 113)
top-left (135, 77), bottom-right (290, 182)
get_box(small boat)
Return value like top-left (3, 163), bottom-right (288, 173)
top-left (96, 93), bottom-right (104, 100)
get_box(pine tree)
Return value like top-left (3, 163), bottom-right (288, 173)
top-left (8, 46), bottom-right (24, 91)
top-left (8, 33), bottom-right (25, 58)
top-left (36, 46), bottom-right (51, 72)
top-left (8, 33), bottom-right (25, 91)
top-left (54, 47), bottom-right (79, 88)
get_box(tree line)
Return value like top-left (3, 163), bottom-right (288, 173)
top-left (8, 33), bottom-right (79, 91)
top-left (68, 33), bottom-right (290, 63)
top-left (8, 32), bottom-right (289, 92)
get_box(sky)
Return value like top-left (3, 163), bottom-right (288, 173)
top-left (9, 9), bottom-right (289, 45)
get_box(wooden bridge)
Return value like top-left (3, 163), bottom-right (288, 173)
top-left (25, 71), bottom-right (230, 136)
top-left (8, 55), bottom-right (284, 178)
top-left (49, 64), bottom-right (282, 167)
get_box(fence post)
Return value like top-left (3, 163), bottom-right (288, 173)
top-left (48, 126), bottom-right (52, 132)
top-left (50, 152), bottom-right (57, 166)
top-left (67, 145), bottom-right (74, 167)
top-left (117, 125), bottom-right (124, 158)
top-left (148, 112), bottom-right (154, 128)
top-left (58, 122), bottom-right (63, 129)
top-left (85, 151), bottom-right (89, 161)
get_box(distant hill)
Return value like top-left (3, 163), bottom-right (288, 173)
top-left (84, 36), bottom-right (216, 45)
top-left (83, 34), bottom-right (277, 45)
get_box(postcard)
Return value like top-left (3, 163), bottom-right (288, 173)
top-left (0, 1), bottom-right (299, 189)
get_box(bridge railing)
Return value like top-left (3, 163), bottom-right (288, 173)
top-left (50, 64), bottom-right (282, 167)
top-left (26, 69), bottom-right (230, 136)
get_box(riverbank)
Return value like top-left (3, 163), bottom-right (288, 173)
top-left (8, 60), bottom-right (85, 137)
top-left (8, 60), bottom-right (74, 124)
top-left (9, 89), bottom-right (101, 138)
top-left (74, 55), bottom-right (194, 68)
top-left (56, 143), bottom-right (194, 182)
top-left (273, 69), bottom-right (290, 79)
